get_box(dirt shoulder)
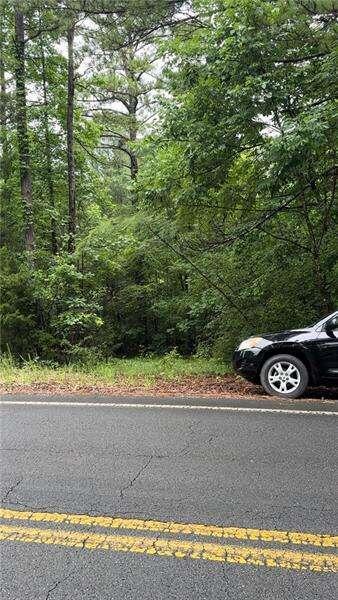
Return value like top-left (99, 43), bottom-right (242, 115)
top-left (1, 374), bottom-right (337, 401)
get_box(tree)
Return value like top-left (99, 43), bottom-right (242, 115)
top-left (80, 3), bottom-right (180, 202)
top-left (0, 9), bottom-right (10, 240)
top-left (66, 21), bottom-right (76, 252)
top-left (1, 0), bottom-right (336, 362)
top-left (13, 7), bottom-right (35, 254)
top-left (39, 34), bottom-right (58, 254)
top-left (139, 0), bottom-right (337, 318)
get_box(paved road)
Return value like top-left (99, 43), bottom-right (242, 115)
top-left (0, 394), bottom-right (337, 599)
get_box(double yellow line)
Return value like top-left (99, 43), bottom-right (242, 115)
top-left (0, 507), bottom-right (337, 573)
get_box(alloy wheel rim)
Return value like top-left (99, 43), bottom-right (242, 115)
top-left (267, 361), bottom-right (301, 394)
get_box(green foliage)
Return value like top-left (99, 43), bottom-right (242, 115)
top-left (138, 0), bottom-right (338, 353)
top-left (1, 1), bottom-right (337, 364)
top-left (0, 352), bottom-right (230, 386)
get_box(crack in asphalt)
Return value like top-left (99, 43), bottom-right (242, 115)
top-left (206, 429), bottom-right (225, 445)
top-left (0, 497), bottom-right (60, 512)
top-left (1, 479), bottom-right (22, 503)
top-left (179, 420), bottom-right (203, 456)
top-left (45, 570), bottom-right (74, 600)
top-left (45, 580), bottom-right (60, 600)
top-left (221, 563), bottom-right (231, 599)
top-left (44, 545), bottom-right (86, 600)
top-left (119, 456), bottom-right (153, 500)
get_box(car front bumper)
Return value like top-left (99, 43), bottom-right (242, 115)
top-left (233, 348), bottom-right (262, 383)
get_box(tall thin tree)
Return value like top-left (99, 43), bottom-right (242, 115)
top-left (0, 13), bottom-right (9, 213)
top-left (13, 8), bottom-right (35, 254)
top-left (40, 36), bottom-right (58, 254)
top-left (67, 22), bottom-right (76, 253)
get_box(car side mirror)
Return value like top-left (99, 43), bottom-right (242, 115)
top-left (324, 317), bottom-right (338, 337)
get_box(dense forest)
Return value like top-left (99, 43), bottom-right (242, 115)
top-left (1, 0), bottom-right (337, 363)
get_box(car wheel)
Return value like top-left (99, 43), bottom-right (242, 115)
top-left (260, 354), bottom-right (309, 399)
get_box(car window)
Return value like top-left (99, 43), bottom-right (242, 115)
top-left (312, 312), bottom-right (338, 330)
top-left (327, 316), bottom-right (338, 331)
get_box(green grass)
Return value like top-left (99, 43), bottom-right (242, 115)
top-left (0, 354), bottom-right (231, 388)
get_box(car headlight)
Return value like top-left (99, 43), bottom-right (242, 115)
top-left (238, 337), bottom-right (264, 350)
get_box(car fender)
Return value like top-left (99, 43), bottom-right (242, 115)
top-left (257, 342), bottom-right (320, 385)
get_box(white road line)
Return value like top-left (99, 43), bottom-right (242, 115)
top-left (0, 400), bottom-right (337, 416)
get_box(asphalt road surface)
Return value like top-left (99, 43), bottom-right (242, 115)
top-left (0, 394), bottom-right (337, 599)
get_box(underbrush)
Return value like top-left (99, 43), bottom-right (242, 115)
top-left (0, 353), bottom-right (231, 388)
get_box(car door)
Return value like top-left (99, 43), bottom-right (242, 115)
top-left (314, 313), bottom-right (338, 381)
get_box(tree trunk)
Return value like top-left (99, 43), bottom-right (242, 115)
top-left (128, 92), bottom-right (138, 182)
top-left (67, 23), bottom-right (76, 253)
top-left (120, 50), bottom-right (139, 187)
top-left (14, 9), bottom-right (35, 254)
top-left (0, 22), bottom-right (11, 249)
top-left (130, 149), bottom-right (138, 181)
top-left (0, 18), bottom-right (10, 220)
top-left (40, 40), bottom-right (58, 254)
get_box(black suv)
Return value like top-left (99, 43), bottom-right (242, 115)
top-left (233, 311), bottom-right (338, 398)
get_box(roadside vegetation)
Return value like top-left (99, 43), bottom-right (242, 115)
top-left (0, 353), bottom-right (231, 389)
top-left (1, 1), bottom-right (337, 377)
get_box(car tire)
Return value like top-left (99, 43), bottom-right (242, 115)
top-left (260, 354), bottom-right (309, 399)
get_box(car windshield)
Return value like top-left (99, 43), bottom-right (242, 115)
top-left (308, 312), bottom-right (338, 329)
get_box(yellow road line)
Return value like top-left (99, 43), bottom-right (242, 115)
top-left (0, 523), bottom-right (337, 573)
top-left (0, 507), bottom-right (336, 549)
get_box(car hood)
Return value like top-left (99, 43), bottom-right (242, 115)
top-left (261, 328), bottom-right (313, 342)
